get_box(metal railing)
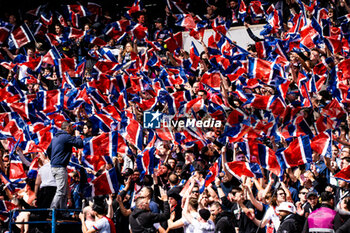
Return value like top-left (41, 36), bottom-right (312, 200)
top-left (8, 208), bottom-right (81, 233)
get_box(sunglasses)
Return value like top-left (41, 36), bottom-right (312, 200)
top-left (300, 192), bottom-right (307, 195)
top-left (192, 190), bottom-right (199, 194)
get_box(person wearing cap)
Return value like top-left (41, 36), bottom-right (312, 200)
top-left (302, 191), bottom-right (337, 233)
top-left (167, 190), bottom-right (183, 233)
top-left (304, 191), bottom-right (320, 218)
top-left (153, 18), bottom-right (171, 42)
top-left (276, 202), bottom-right (303, 233)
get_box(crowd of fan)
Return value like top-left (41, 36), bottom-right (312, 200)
top-left (1, 0), bottom-right (350, 233)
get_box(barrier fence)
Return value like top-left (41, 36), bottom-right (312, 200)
top-left (8, 208), bottom-right (82, 233)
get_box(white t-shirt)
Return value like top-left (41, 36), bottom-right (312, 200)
top-left (263, 206), bottom-right (280, 231)
top-left (192, 219), bottom-right (215, 233)
top-left (85, 219), bottom-right (94, 230)
top-left (38, 163), bottom-right (56, 188)
top-left (182, 212), bottom-right (199, 233)
top-left (92, 217), bottom-right (111, 233)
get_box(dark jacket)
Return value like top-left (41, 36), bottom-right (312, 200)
top-left (47, 130), bottom-right (83, 167)
top-left (334, 211), bottom-right (350, 231)
top-left (221, 197), bottom-right (259, 233)
top-left (129, 201), bottom-right (170, 233)
top-left (336, 217), bottom-right (350, 233)
top-left (277, 214), bottom-right (302, 233)
top-left (214, 211), bottom-right (236, 233)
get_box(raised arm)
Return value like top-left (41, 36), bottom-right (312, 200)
top-left (106, 194), bottom-right (114, 219)
top-left (243, 184), bottom-right (263, 212)
top-left (16, 147), bottom-right (31, 167)
top-left (116, 194), bottom-right (132, 217)
top-left (222, 146), bottom-right (233, 180)
top-left (215, 177), bottom-right (226, 199)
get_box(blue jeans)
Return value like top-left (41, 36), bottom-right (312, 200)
top-left (50, 167), bottom-right (68, 209)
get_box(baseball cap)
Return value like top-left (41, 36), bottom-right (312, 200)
top-left (276, 202), bottom-right (296, 214)
top-left (307, 191), bottom-right (318, 199)
top-left (154, 18), bottom-right (163, 24)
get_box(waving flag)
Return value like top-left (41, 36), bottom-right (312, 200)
top-left (27, 157), bottom-right (39, 179)
top-left (175, 14), bottom-right (196, 29)
top-left (189, 42), bottom-right (200, 71)
top-left (164, 31), bottom-right (182, 53)
top-left (0, 20), bottom-right (12, 45)
top-left (258, 144), bottom-right (283, 177)
top-left (278, 135), bottom-right (312, 168)
top-left (87, 2), bottom-right (102, 21)
top-left (129, 23), bottom-right (148, 40)
top-left (239, 139), bottom-right (260, 164)
top-left (26, 5), bottom-right (44, 16)
top-left (334, 165), bottom-right (350, 182)
top-left (40, 11), bottom-right (53, 25)
top-left (201, 72), bottom-right (221, 90)
top-left (0, 171), bottom-right (24, 193)
top-left (181, 97), bottom-right (206, 114)
top-left (126, 0), bottom-right (143, 15)
top-left (248, 1), bottom-right (265, 20)
top-left (90, 168), bottom-right (119, 196)
top-left (56, 11), bottom-right (68, 27)
top-left (83, 131), bottom-right (123, 158)
top-left (119, 114), bottom-right (143, 151)
top-left (225, 161), bottom-right (261, 178)
top-left (0, 200), bottom-right (18, 221)
top-left (9, 153), bottom-right (27, 181)
top-left (104, 20), bottom-right (130, 40)
top-left (310, 129), bottom-right (332, 158)
top-left (31, 125), bottom-right (54, 152)
top-left (66, 4), bottom-right (89, 17)
top-left (10, 24), bottom-right (35, 49)
top-left (136, 147), bottom-right (156, 179)
top-left (155, 126), bottom-right (175, 141)
top-left (203, 161), bottom-right (219, 187)
top-left (299, 25), bottom-right (321, 50)
top-left (35, 89), bottom-right (64, 113)
top-left (238, 0), bottom-right (247, 21)
top-left (89, 113), bottom-right (115, 132)
top-left (45, 33), bottom-right (62, 47)
top-left (338, 13), bottom-right (350, 24)
top-left (2, 113), bottom-right (30, 141)
top-left (68, 27), bottom-right (85, 39)
top-left (250, 94), bottom-right (272, 111)
top-left (324, 36), bottom-right (342, 54)
top-left (248, 57), bottom-right (274, 83)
